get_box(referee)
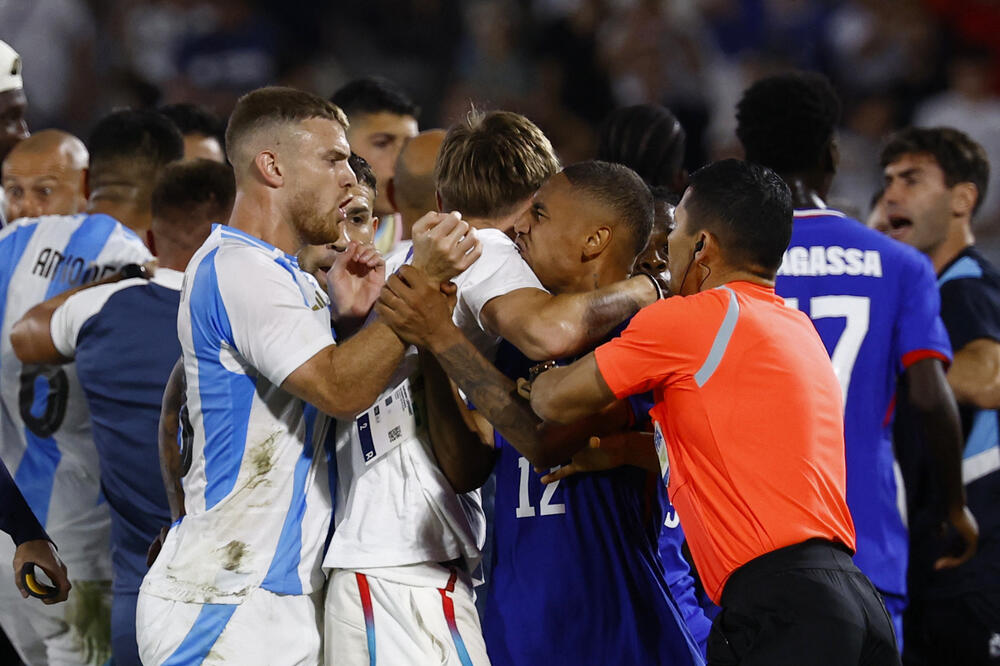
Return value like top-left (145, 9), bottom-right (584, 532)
top-left (529, 159), bottom-right (899, 665)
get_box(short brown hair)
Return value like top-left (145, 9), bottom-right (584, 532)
top-left (880, 126), bottom-right (990, 216)
top-left (435, 110), bottom-right (560, 218)
top-left (225, 86), bottom-right (349, 164)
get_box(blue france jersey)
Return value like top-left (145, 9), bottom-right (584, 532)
top-left (774, 209), bottom-right (952, 596)
top-left (50, 269), bottom-right (185, 596)
top-left (484, 340), bottom-right (704, 666)
top-left (0, 214), bottom-right (151, 580)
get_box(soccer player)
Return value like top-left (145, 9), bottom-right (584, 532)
top-left (159, 102), bottom-right (226, 163)
top-left (881, 127), bottom-right (1000, 665)
top-left (135, 87), bottom-right (477, 665)
top-left (527, 159), bottom-right (899, 664)
top-left (0, 108), bottom-right (179, 666)
top-left (376, 161), bottom-right (705, 665)
top-left (11, 159), bottom-right (236, 666)
top-left (2, 130), bottom-right (88, 222)
top-left (597, 103), bottom-right (687, 194)
top-left (735, 72), bottom-right (977, 644)
top-left (331, 76), bottom-right (420, 253)
top-left (323, 111), bottom-right (658, 665)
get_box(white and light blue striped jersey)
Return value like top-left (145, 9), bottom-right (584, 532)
top-left (142, 225), bottom-right (334, 604)
top-left (0, 214), bottom-right (152, 580)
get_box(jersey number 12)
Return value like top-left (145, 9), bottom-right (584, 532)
top-left (515, 456), bottom-right (566, 518)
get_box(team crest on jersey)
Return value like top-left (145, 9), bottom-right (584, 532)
top-left (653, 421), bottom-right (670, 487)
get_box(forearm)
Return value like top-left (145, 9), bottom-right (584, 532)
top-left (419, 350), bottom-right (497, 493)
top-left (909, 360), bottom-right (968, 514)
top-left (159, 359), bottom-right (186, 522)
top-left (948, 344), bottom-right (1000, 409)
top-left (321, 321), bottom-right (407, 418)
top-left (524, 277), bottom-right (655, 360)
top-left (606, 431), bottom-right (661, 475)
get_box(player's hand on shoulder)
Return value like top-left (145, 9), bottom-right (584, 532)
top-left (377, 265), bottom-right (460, 349)
top-left (411, 211), bottom-right (482, 283)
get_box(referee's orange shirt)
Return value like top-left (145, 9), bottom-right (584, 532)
top-left (594, 280), bottom-right (856, 604)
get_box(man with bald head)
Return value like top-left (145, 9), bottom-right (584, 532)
top-left (388, 128), bottom-right (446, 244)
top-left (3, 130), bottom-right (87, 222)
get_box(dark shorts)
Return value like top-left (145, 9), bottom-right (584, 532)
top-left (904, 591), bottom-right (1000, 665)
top-left (707, 539), bottom-right (900, 666)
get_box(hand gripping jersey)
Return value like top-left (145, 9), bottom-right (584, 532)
top-left (0, 214), bottom-right (152, 580)
top-left (774, 209), bottom-right (951, 598)
top-left (142, 225), bottom-right (333, 604)
top-left (484, 338), bottom-right (705, 666)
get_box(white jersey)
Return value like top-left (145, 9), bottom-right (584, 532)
top-left (0, 214), bottom-right (151, 580)
top-left (324, 228), bottom-right (545, 586)
top-left (142, 225), bottom-right (335, 605)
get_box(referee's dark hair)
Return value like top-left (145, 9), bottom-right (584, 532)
top-left (684, 159), bottom-right (793, 274)
top-left (87, 109), bottom-right (184, 177)
top-left (597, 104), bottom-right (686, 192)
top-left (736, 72), bottom-right (841, 175)
top-left (331, 77), bottom-right (420, 120)
top-left (152, 159), bottom-right (235, 229)
top-left (562, 160), bottom-right (654, 260)
top-left (880, 126), bottom-right (990, 216)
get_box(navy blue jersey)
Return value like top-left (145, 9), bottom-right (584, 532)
top-left (52, 272), bottom-right (181, 595)
top-left (483, 340), bottom-right (704, 666)
top-left (774, 209), bottom-right (951, 597)
top-left (925, 247), bottom-right (1000, 598)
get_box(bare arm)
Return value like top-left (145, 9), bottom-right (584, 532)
top-left (378, 266), bottom-right (631, 469)
top-left (158, 357), bottom-right (186, 522)
top-left (479, 277), bottom-right (657, 361)
top-left (905, 358), bottom-right (979, 569)
top-left (529, 354), bottom-right (618, 425)
top-left (948, 338), bottom-right (1000, 410)
top-left (539, 431), bottom-right (661, 484)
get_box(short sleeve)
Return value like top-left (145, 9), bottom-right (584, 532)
top-left (453, 230), bottom-right (545, 329)
top-left (893, 251), bottom-right (952, 369)
top-left (940, 278), bottom-right (1000, 352)
top-left (214, 247), bottom-right (335, 387)
top-left (594, 295), bottom-right (713, 398)
top-left (50, 280), bottom-right (143, 358)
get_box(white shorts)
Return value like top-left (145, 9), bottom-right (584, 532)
top-left (136, 586), bottom-right (322, 665)
top-left (325, 567), bottom-right (489, 665)
top-left (0, 560), bottom-right (111, 666)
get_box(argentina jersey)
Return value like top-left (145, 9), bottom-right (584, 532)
top-left (774, 208), bottom-right (951, 597)
top-left (0, 214), bottom-right (151, 580)
top-left (484, 340), bottom-right (704, 666)
top-left (142, 225), bottom-right (334, 604)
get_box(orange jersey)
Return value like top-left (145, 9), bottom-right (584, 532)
top-left (594, 281), bottom-right (856, 603)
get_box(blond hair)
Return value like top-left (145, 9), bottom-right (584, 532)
top-left (435, 110), bottom-right (560, 218)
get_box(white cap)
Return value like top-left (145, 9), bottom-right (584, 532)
top-left (0, 41), bottom-right (23, 94)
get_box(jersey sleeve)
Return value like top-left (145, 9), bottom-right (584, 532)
top-left (215, 247), bottom-right (335, 387)
top-left (453, 230), bottom-right (545, 330)
top-left (894, 251), bottom-right (952, 370)
top-left (0, 456), bottom-right (50, 546)
top-left (594, 296), bottom-right (709, 399)
top-left (50, 279), bottom-right (141, 358)
top-left (940, 277), bottom-right (1000, 352)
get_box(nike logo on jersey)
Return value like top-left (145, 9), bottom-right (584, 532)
top-left (777, 246), bottom-right (883, 278)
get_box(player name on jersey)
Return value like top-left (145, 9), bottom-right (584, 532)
top-left (777, 245), bottom-right (883, 278)
top-left (31, 246), bottom-right (120, 286)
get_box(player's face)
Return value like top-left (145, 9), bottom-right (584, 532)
top-left (866, 193), bottom-right (890, 235)
top-left (668, 190), bottom-right (699, 296)
top-left (882, 153), bottom-right (954, 254)
top-left (3, 149), bottom-right (86, 221)
top-left (0, 88), bottom-right (28, 163)
top-left (182, 133), bottom-right (225, 163)
top-left (347, 112), bottom-right (418, 217)
top-left (332, 183), bottom-right (378, 250)
top-left (285, 117), bottom-right (358, 246)
top-left (513, 174), bottom-right (581, 293)
top-left (87, 161), bottom-right (155, 233)
top-left (633, 200), bottom-right (673, 284)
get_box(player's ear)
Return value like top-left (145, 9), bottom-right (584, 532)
top-left (951, 182), bottom-right (978, 218)
top-left (254, 150), bottom-right (283, 188)
top-left (583, 225), bottom-right (612, 259)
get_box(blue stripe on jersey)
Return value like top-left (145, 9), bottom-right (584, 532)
top-left (261, 404), bottom-right (318, 594)
top-left (939, 256), bottom-right (983, 286)
top-left (189, 249), bottom-right (258, 509)
top-left (0, 221), bottom-right (39, 390)
top-left (966, 409), bottom-right (999, 458)
top-left (15, 216), bottom-right (118, 525)
top-left (163, 602), bottom-right (237, 665)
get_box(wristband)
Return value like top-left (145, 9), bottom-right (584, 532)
top-left (119, 263), bottom-right (151, 280)
top-left (528, 360), bottom-right (558, 382)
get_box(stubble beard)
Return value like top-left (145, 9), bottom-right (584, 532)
top-left (288, 190), bottom-right (342, 246)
